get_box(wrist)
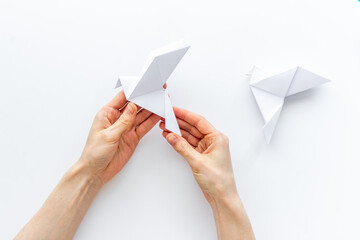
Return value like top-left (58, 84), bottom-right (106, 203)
top-left (210, 187), bottom-right (255, 240)
top-left (209, 180), bottom-right (241, 210)
top-left (212, 190), bottom-right (241, 208)
top-left (212, 177), bottom-right (239, 202)
top-left (65, 161), bottom-right (104, 191)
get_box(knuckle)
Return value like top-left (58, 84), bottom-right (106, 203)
top-left (177, 139), bottom-right (188, 152)
top-left (194, 116), bottom-right (205, 128)
top-left (223, 134), bottom-right (229, 143)
top-left (197, 114), bottom-right (205, 121)
top-left (95, 109), bottom-right (105, 120)
top-left (217, 132), bottom-right (229, 144)
top-left (214, 131), bottom-right (222, 139)
top-left (118, 115), bottom-right (131, 126)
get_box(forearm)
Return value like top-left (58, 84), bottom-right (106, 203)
top-left (15, 162), bottom-right (103, 240)
top-left (211, 193), bottom-right (255, 240)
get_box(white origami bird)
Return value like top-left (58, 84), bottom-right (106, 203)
top-left (115, 41), bottom-right (190, 136)
top-left (248, 66), bottom-right (330, 143)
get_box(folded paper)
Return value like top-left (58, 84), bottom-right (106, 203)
top-left (248, 66), bottom-right (330, 143)
top-left (115, 41), bottom-right (190, 135)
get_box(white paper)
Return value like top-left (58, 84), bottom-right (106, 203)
top-left (115, 40), bottom-right (190, 135)
top-left (248, 66), bottom-right (330, 143)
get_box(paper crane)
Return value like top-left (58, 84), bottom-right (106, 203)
top-left (115, 41), bottom-right (190, 136)
top-left (248, 66), bottom-right (330, 143)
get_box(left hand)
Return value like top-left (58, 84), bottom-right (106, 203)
top-left (78, 90), bottom-right (160, 184)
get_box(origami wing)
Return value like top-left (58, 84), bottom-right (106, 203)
top-left (115, 41), bottom-right (190, 135)
top-left (249, 66), bottom-right (330, 143)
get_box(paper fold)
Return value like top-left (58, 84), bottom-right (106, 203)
top-left (115, 41), bottom-right (190, 136)
top-left (248, 66), bottom-right (330, 143)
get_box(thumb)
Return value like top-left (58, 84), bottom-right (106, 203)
top-left (108, 102), bottom-right (137, 137)
top-left (165, 133), bottom-right (200, 167)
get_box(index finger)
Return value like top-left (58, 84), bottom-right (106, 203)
top-left (173, 107), bottom-right (216, 135)
top-left (107, 90), bottom-right (128, 109)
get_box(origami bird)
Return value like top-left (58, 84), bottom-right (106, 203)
top-left (115, 41), bottom-right (190, 136)
top-left (248, 66), bottom-right (330, 143)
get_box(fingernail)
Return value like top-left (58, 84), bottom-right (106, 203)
top-left (167, 134), bottom-right (178, 145)
top-left (125, 103), bottom-right (135, 115)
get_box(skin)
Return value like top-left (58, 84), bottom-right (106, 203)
top-left (160, 108), bottom-right (255, 240)
top-left (15, 90), bottom-right (255, 240)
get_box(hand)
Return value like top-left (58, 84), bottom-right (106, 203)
top-left (15, 90), bottom-right (161, 240)
top-left (160, 108), bottom-right (255, 239)
top-left (159, 107), bottom-right (238, 205)
top-left (79, 90), bottom-right (161, 184)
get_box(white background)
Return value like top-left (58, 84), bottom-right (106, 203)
top-left (1, 0), bottom-right (360, 239)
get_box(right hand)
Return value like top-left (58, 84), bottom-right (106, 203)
top-left (159, 107), bottom-right (238, 205)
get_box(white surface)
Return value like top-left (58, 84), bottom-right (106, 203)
top-left (1, 0), bottom-right (360, 239)
top-left (249, 66), bottom-right (330, 143)
top-left (117, 40), bottom-right (190, 135)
